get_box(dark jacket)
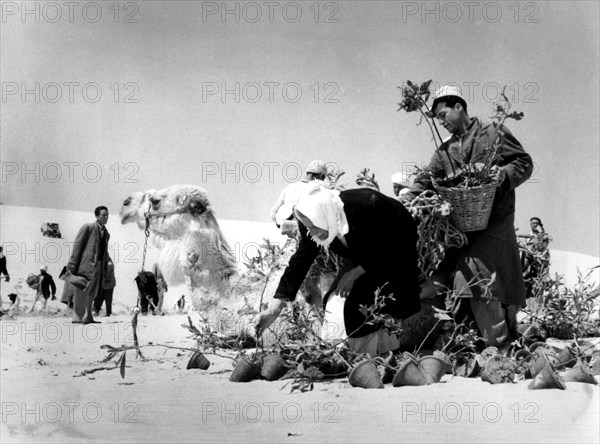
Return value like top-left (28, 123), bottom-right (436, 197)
top-left (0, 254), bottom-right (8, 277)
top-left (38, 272), bottom-right (56, 299)
top-left (275, 188), bottom-right (421, 323)
top-left (135, 271), bottom-right (159, 312)
top-left (102, 260), bottom-right (116, 290)
top-left (407, 118), bottom-right (533, 306)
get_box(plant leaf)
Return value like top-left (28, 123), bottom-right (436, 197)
top-left (119, 351), bottom-right (126, 379)
top-left (434, 312), bottom-right (452, 321)
top-left (507, 111), bottom-right (524, 121)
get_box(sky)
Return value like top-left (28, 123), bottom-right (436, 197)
top-left (1, 1), bottom-right (599, 257)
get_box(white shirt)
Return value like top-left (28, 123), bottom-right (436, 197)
top-left (270, 181), bottom-right (313, 226)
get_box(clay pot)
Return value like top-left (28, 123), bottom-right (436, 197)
top-left (515, 349), bottom-right (533, 360)
top-left (529, 341), bottom-right (550, 353)
top-left (418, 356), bottom-right (447, 384)
top-left (230, 357), bottom-right (260, 383)
top-left (392, 358), bottom-right (427, 387)
top-left (433, 351), bottom-right (452, 374)
top-left (528, 363), bottom-right (566, 390)
top-left (529, 352), bottom-right (560, 378)
top-left (260, 354), bottom-right (288, 381)
top-left (514, 349), bottom-right (534, 378)
top-left (452, 353), bottom-right (481, 378)
top-left (348, 360), bottom-right (384, 389)
top-left (557, 346), bottom-right (577, 369)
top-left (481, 355), bottom-right (516, 384)
top-left (186, 351), bottom-right (210, 370)
top-left (563, 361), bottom-right (597, 385)
top-left (481, 346), bottom-right (499, 360)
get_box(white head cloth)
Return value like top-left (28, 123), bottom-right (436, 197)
top-left (294, 183), bottom-right (349, 247)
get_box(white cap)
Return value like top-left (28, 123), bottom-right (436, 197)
top-left (432, 84), bottom-right (466, 113)
top-left (391, 172), bottom-right (410, 186)
top-left (40, 265), bottom-right (48, 271)
top-left (306, 160), bottom-right (327, 176)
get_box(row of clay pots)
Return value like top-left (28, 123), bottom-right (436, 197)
top-left (477, 348), bottom-right (597, 388)
top-left (452, 341), bottom-right (590, 379)
top-left (187, 351), bottom-right (290, 382)
top-left (526, 360), bottom-right (597, 389)
top-left (230, 354), bottom-right (289, 383)
top-left (348, 354), bottom-right (449, 389)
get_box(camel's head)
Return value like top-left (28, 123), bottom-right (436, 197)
top-left (147, 185), bottom-right (211, 217)
top-left (119, 185), bottom-right (237, 288)
top-left (118, 190), bottom-right (157, 230)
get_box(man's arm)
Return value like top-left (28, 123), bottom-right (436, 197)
top-left (67, 224), bottom-right (90, 273)
top-left (399, 155), bottom-right (440, 202)
top-left (269, 188), bottom-right (286, 224)
top-left (274, 222), bottom-right (320, 301)
top-left (496, 124), bottom-right (533, 190)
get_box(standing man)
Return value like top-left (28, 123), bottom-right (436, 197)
top-left (67, 206), bottom-right (110, 324)
top-left (270, 160), bottom-right (328, 228)
top-left (404, 85), bottom-right (533, 348)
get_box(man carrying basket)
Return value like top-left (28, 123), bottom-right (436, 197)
top-left (402, 85), bottom-right (533, 348)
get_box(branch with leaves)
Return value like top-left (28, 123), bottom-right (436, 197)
top-left (403, 190), bottom-right (467, 280)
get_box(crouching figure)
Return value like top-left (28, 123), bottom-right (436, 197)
top-left (254, 184), bottom-right (421, 357)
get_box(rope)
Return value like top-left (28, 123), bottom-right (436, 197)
top-left (135, 203), bottom-right (206, 311)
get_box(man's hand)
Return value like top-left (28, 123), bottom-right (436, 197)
top-left (253, 299), bottom-right (286, 335)
top-left (491, 165), bottom-right (506, 185)
top-left (336, 266), bottom-right (366, 298)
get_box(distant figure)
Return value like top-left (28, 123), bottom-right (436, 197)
top-left (0, 246), bottom-right (10, 283)
top-left (176, 295), bottom-right (186, 313)
top-left (8, 293), bottom-right (18, 304)
top-left (93, 257), bottom-right (116, 316)
top-left (5, 280), bottom-right (23, 316)
top-left (529, 216), bottom-right (545, 235)
top-left (135, 271), bottom-right (159, 315)
top-left (270, 160), bottom-right (328, 228)
top-left (518, 217), bottom-right (551, 295)
top-left (67, 206), bottom-right (110, 324)
top-left (30, 265), bottom-right (57, 312)
top-left (391, 172), bottom-right (412, 198)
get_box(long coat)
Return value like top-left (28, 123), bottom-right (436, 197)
top-left (67, 223), bottom-right (110, 299)
top-left (275, 188), bottom-right (422, 337)
top-left (409, 117), bottom-right (533, 306)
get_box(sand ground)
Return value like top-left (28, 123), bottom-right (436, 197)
top-left (1, 312), bottom-right (599, 444)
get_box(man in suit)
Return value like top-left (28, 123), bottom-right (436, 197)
top-left (67, 206), bottom-right (110, 324)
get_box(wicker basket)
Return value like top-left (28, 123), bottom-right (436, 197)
top-left (432, 178), bottom-right (498, 232)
